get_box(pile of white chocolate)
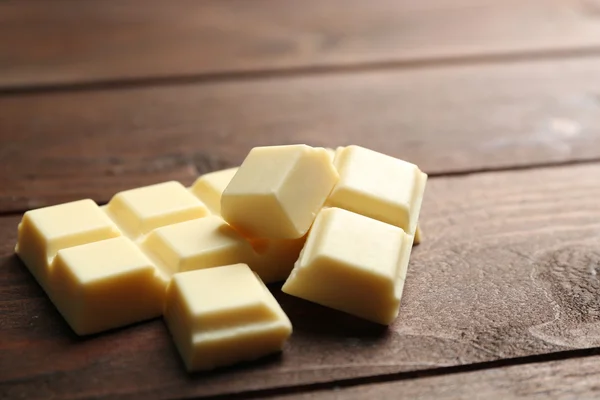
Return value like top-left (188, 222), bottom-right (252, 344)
top-left (15, 144), bottom-right (426, 372)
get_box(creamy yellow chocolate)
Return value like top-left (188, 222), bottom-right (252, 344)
top-left (325, 147), bottom-right (336, 162)
top-left (190, 168), bottom-right (238, 215)
top-left (14, 169), bottom-right (304, 337)
top-left (142, 216), bottom-right (254, 279)
top-left (221, 145), bottom-right (339, 239)
top-left (282, 207), bottom-right (413, 325)
top-left (328, 145), bottom-right (426, 236)
top-left (51, 237), bottom-right (164, 335)
top-left (142, 215), bottom-right (303, 284)
top-left (189, 166), bottom-right (305, 281)
top-left (15, 181), bottom-right (215, 336)
top-left (249, 236), bottom-right (306, 283)
top-left (15, 143), bottom-right (426, 343)
top-left (414, 226), bottom-right (422, 245)
top-left (164, 264), bottom-right (292, 371)
top-left (106, 181), bottom-right (210, 240)
top-left (15, 199), bottom-right (122, 291)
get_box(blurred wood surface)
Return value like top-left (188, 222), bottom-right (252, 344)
top-left (1, 0), bottom-right (600, 89)
top-left (2, 1), bottom-right (600, 399)
top-left (1, 57), bottom-right (600, 213)
top-left (3, 163), bottom-right (600, 398)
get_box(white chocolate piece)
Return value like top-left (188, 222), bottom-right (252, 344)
top-left (15, 199), bottom-right (122, 291)
top-left (190, 168), bottom-right (238, 215)
top-left (164, 264), bottom-right (292, 371)
top-left (142, 216), bottom-right (254, 278)
top-left (189, 166), bottom-right (305, 281)
top-left (414, 226), bottom-right (422, 245)
top-left (250, 236), bottom-right (306, 283)
top-left (106, 181), bottom-right (210, 240)
top-left (282, 207), bottom-right (413, 325)
top-left (143, 215), bottom-right (303, 283)
top-left (221, 145), bottom-right (339, 239)
top-left (324, 147), bottom-right (336, 162)
top-left (50, 237), bottom-right (164, 335)
top-left (328, 145), bottom-right (427, 235)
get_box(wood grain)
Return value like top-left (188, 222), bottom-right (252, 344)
top-left (282, 355), bottom-right (600, 400)
top-left (2, 163), bottom-right (600, 399)
top-left (2, 0), bottom-right (600, 89)
top-left (1, 57), bottom-right (600, 213)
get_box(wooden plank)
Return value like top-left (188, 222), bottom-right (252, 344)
top-left (1, 57), bottom-right (600, 213)
top-left (2, 0), bottom-right (600, 89)
top-left (2, 163), bottom-right (600, 399)
top-left (281, 356), bottom-right (600, 400)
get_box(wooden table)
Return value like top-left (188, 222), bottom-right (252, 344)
top-left (1, 1), bottom-right (600, 398)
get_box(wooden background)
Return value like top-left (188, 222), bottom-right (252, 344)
top-left (1, 1), bottom-right (600, 398)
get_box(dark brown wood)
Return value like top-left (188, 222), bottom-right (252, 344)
top-left (2, 163), bottom-right (600, 399)
top-left (2, 57), bottom-right (600, 213)
top-left (2, 0), bottom-right (600, 89)
top-left (282, 356), bottom-right (600, 400)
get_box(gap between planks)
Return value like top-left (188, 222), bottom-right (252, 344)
top-left (3, 0), bottom-right (600, 92)
top-left (205, 347), bottom-right (600, 400)
top-left (2, 46), bottom-right (600, 97)
top-left (3, 53), bottom-right (600, 214)
top-left (1, 157), bottom-right (600, 219)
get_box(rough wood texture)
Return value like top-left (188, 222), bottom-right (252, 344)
top-left (2, 0), bottom-right (600, 89)
top-left (3, 163), bottom-right (600, 399)
top-left (2, 57), bottom-right (600, 213)
top-left (283, 356), bottom-right (600, 400)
